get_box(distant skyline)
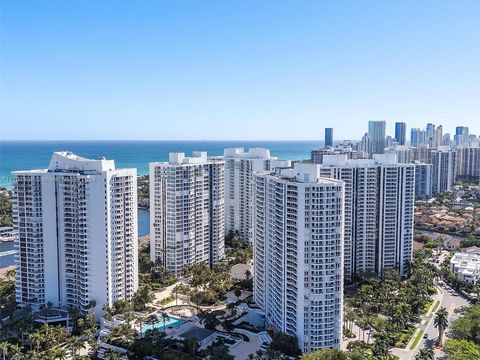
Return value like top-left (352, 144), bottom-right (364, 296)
top-left (1, 0), bottom-right (479, 140)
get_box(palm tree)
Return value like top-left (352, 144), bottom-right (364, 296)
top-left (68, 336), bottom-right (85, 360)
top-left (415, 348), bottom-right (434, 360)
top-left (104, 348), bottom-right (121, 360)
top-left (48, 347), bottom-right (68, 359)
top-left (0, 342), bottom-right (9, 360)
top-left (161, 312), bottom-right (169, 333)
top-left (9, 344), bottom-right (23, 360)
top-left (434, 307), bottom-right (449, 345)
top-left (29, 330), bottom-right (43, 352)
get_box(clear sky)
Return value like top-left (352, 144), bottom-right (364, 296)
top-left (1, 0), bottom-right (479, 140)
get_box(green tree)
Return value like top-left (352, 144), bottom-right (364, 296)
top-left (444, 339), bottom-right (480, 360)
top-left (449, 303), bottom-right (480, 343)
top-left (415, 348), bottom-right (434, 360)
top-left (300, 348), bottom-right (348, 360)
top-left (0, 193), bottom-right (12, 227)
top-left (0, 342), bottom-right (9, 360)
top-left (434, 307), bottom-right (449, 345)
top-left (68, 336), bottom-right (85, 360)
top-left (269, 332), bottom-right (300, 357)
top-left (132, 285), bottom-right (155, 311)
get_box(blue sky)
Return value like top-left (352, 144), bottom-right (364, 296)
top-left (1, 0), bottom-right (479, 140)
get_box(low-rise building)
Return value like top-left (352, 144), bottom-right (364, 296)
top-left (450, 252), bottom-right (480, 285)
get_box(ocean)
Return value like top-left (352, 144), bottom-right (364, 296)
top-left (0, 140), bottom-right (322, 187)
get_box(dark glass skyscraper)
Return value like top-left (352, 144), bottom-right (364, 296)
top-left (395, 122), bottom-right (406, 145)
top-left (325, 128), bottom-right (333, 147)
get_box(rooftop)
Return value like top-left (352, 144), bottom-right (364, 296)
top-left (179, 326), bottom-right (216, 341)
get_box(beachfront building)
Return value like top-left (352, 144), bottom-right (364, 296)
top-left (12, 152), bottom-right (138, 318)
top-left (149, 152), bottom-right (225, 276)
top-left (432, 147), bottom-right (457, 194)
top-left (319, 154), bottom-right (415, 279)
top-left (253, 163), bottom-right (344, 352)
top-left (223, 148), bottom-right (290, 243)
top-left (449, 252), bottom-right (480, 285)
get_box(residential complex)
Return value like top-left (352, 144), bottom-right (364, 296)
top-left (414, 162), bottom-right (433, 200)
top-left (12, 152), bottom-right (138, 318)
top-left (311, 146), bottom-right (359, 165)
top-left (456, 143), bottom-right (480, 180)
top-left (253, 163), bottom-right (344, 352)
top-left (319, 154), bottom-right (415, 279)
top-left (431, 147), bottom-right (457, 194)
top-left (450, 252), bottom-right (480, 285)
top-left (223, 148), bottom-right (290, 243)
top-left (149, 152), bottom-right (225, 276)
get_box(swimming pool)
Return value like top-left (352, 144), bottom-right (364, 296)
top-left (141, 316), bottom-right (184, 333)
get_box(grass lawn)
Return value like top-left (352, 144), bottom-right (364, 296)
top-left (431, 300), bottom-right (441, 313)
top-left (421, 301), bottom-right (433, 315)
top-left (409, 329), bottom-right (425, 350)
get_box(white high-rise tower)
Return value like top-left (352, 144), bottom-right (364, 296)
top-left (319, 154), bottom-right (415, 279)
top-left (12, 152), bottom-right (138, 317)
top-left (253, 163), bottom-right (344, 352)
top-left (149, 152), bottom-right (225, 276)
top-left (223, 148), bottom-right (290, 242)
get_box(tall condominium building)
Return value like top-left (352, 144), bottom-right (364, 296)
top-left (456, 143), bottom-right (480, 180)
top-left (325, 128), bottom-right (334, 147)
top-left (12, 152), bottom-right (138, 317)
top-left (410, 128), bottom-right (427, 147)
top-left (414, 162), bottom-right (433, 200)
top-left (431, 147), bottom-right (456, 194)
top-left (254, 163), bottom-right (344, 352)
top-left (223, 148), bottom-right (290, 243)
top-left (357, 133), bottom-right (370, 158)
top-left (368, 120), bottom-right (386, 154)
top-left (395, 122), bottom-right (406, 145)
top-left (426, 123), bottom-right (436, 148)
top-left (385, 145), bottom-right (413, 164)
top-left (319, 154), bottom-right (415, 279)
top-left (434, 126), bottom-right (443, 148)
top-left (311, 146), bottom-right (358, 165)
top-left (149, 152), bottom-right (225, 276)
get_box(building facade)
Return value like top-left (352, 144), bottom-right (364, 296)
top-left (395, 122), bottom-right (406, 146)
top-left (431, 147), bottom-right (456, 194)
top-left (149, 152), bottom-right (225, 276)
top-left (414, 162), bottom-right (433, 200)
top-left (253, 164), bottom-right (344, 352)
top-left (12, 152), bottom-right (138, 317)
top-left (368, 120), bottom-right (386, 154)
top-left (456, 143), bottom-right (480, 180)
top-left (319, 154), bottom-right (414, 279)
top-left (223, 148), bottom-right (290, 243)
top-left (325, 128), bottom-right (334, 147)
top-left (311, 146), bottom-right (358, 165)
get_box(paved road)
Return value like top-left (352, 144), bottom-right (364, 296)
top-left (392, 281), bottom-right (469, 360)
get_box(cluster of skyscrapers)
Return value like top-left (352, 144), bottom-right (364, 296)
top-left (11, 121), bottom-right (478, 353)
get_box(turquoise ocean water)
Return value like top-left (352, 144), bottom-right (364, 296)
top-left (0, 140), bottom-right (324, 188)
